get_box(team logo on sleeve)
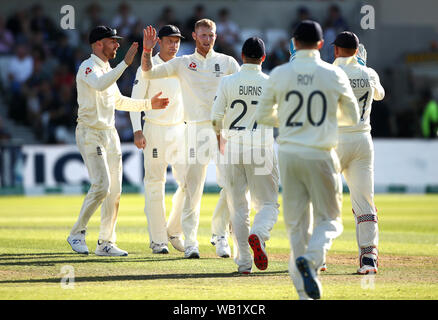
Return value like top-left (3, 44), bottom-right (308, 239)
top-left (85, 67), bottom-right (92, 75)
top-left (188, 62), bottom-right (197, 71)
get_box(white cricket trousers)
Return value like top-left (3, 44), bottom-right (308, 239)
top-left (142, 122), bottom-right (186, 246)
top-left (224, 145), bottom-right (280, 270)
top-left (182, 122), bottom-right (229, 249)
top-left (70, 124), bottom-right (122, 243)
top-left (336, 131), bottom-right (378, 263)
top-left (278, 145), bottom-right (343, 298)
top-left (211, 164), bottom-right (230, 238)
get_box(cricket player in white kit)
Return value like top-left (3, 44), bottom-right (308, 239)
top-left (141, 20), bottom-right (240, 259)
top-left (256, 21), bottom-right (360, 299)
top-left (130, 25), bottom-right (187, 254)
top-left (212, 37), bottom-right (280, 274)
top-left (332, 32), bottom-right (385, 274)
top-left (67, 26), bottom-right (169, 256)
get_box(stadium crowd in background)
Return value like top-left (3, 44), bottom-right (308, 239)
top-left (0, 1), bottom-right (435, 145)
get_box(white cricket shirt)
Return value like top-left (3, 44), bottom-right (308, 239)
top-left (211, 63), bottom-right (274, 146)
top-left (142, 49), bottom-right (240, 123)
top-left (76, 54), bottom-right (151, 130)
top-left (256, 50), bottom-right (360, 150)
top-left (333, 56), bottom-right (385, 134)
top-left (130, 54), bottom-right (184, 131)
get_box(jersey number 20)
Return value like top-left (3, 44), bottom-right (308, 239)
top-left (285, 90), bottom-right (327, 127)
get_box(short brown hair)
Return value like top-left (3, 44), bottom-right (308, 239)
top-left (194, 19), bottom-right (216, 32)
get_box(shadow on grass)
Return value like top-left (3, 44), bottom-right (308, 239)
top-left (0, 253), bottom-right (80, 261)
top-left (0, 270), bottom-right (289, 284)
top-left (0, 255), bottom-right (189, 266)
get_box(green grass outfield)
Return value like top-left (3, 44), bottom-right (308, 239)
top-left (0, 193), bottom-right (437, 300)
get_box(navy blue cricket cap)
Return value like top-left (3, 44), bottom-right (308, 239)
top-left (242, 37), bottom-right (265, 59)
top-left (293, 20), bottom-right (323, 43)
top-left (333, 31), bottom-right (359, 49)
top-left (89, 26), bottom-right (122, 44)
top-left (158, 25), bottom-right (184, 39)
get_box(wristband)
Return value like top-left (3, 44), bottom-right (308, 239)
top-left (143, 48), bottom-right (152, 53)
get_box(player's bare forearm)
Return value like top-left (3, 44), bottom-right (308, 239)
top-left (141, 50), bottom-right (153, 72)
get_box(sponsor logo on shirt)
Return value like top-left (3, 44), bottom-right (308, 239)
top-left (188, 62), bottom-right (197, 71)
top-left (213, 63), bottom-right (223, 77)
top-left (96, 146), bottom-right (102, 156)
top-left (85, 67), bottom-right (92, 75)
top-left (133, 79), bottom-right (139, 85)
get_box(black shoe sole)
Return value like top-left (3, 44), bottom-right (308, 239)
top-left (296, 257), bottom-right (321, 300)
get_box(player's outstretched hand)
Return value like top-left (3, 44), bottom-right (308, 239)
top-left (151, 91), bottom-right (169, 109)
top-left (356, 43), bottom-right (367, 66)
top-left (143, 26), bottom-right (158, 52)
top-left (134, 130), bottom-right (146, 149)
top-left (124, 42), bottom-right (139, 65)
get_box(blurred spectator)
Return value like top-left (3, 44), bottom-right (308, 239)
top-left (420, 88), bottom-right (438, 138)
top-left (0, 116), bottom-right (11, 143)
top-left (6, 44), bottom-right (33, 124)
top-left (0, 15), bottom-right (14, 54)
top-left (44, 84), bottom-right (76, 144)
top-left (8, 44), bottom-right (34, 88)
top-left (52, 33), bottom-right (75, 72)
top-left (81, 2), bottom-right (106, 33)
top-left (183, 4), bottom-right (206, 41)
top-left (115, 111), bottom-right (134, 142)
top-left (29, 4), bottom-right (57, 41)
top-left (127, 21), bottom-right (146, 57)
top-left (266, 38), bottom-right (290, 69)
top-left (156, 6), bottom-right (182, 30)
top-left (290, 6), bottom-right (314, 36)
top-left (53, 64), bottom-right (75, 90)
top-left (321, 4), bottom-right (349, 63)
top-left (6, 9), bottom-right (30, 43)
top-left (111, 1), bottom-right (138, 37)
top-left (73, 48), bottom-right (87, 73)
top-left (215, 8), bottom-right (240, 59)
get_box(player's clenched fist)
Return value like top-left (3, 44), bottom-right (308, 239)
top-left (124, 42), bottom-right (139, 65)
top-left (133, 131), bottom-right (146, 149)
top-left (143, 26), bottom-right (158, 52)
top-left (151, 91), bottom-right (169, 109)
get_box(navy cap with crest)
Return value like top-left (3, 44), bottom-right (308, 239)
top-left (242, 37), bottom-right (265, 59)
top-left (333, 31), bottom-right (359, 49)
top-left (89, 26), bottom-right (122, 44)
top-left (158, 25), bottom-right (184, 39)
top-left (293, 20), bottom-right (323, 43)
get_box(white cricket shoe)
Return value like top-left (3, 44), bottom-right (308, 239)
top-left (238, 263), bottom-right (253, 274)
top-left (151, 242), bottom-right (169, 254)
top-left (67, 230), bottom-right (88, 254)
top-left (215, 236), bottom-right (231, 258)
top-left (169, 235), bottom-right (185, 252)
top-left (357, 256), bottom-right (378, 274)
top-left (95, 241), bottom-right (128, 257)
top-left (184, 246), bottom-right (200, 259)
